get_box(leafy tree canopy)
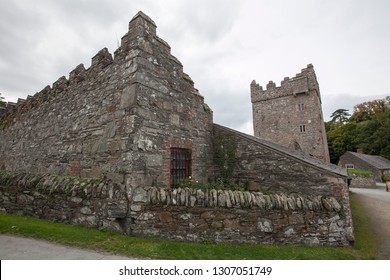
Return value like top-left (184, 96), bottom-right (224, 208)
top-left (349, 96), bottom-right (390, 122)
top-left (326, 96), bottom-right (390, 163)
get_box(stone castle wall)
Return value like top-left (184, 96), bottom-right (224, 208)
top-left (251, 64), bottom-right (330, 162)
top-left (0, 12), bottom-right (213, 188)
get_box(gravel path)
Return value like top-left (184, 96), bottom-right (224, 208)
top-left (350, 184), bottom-right (390, 259)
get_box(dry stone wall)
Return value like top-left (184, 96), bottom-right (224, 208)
top-left (0, 171), bottom-right (129, 232)
top-left (348, 173), bottom-right (376, 188)
top-left (0, 171), bottom-right (354, 247)
top-left (129, 186), bottom-right (353, 246)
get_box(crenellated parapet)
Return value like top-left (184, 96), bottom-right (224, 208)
top-left (251, 64), bottom-right (330, 163)
top-left (0, 11), bottom-right (213, 188)
top-left (0, 11), bottom-right (195, 126)
top-left (251, 64), bottom-right (320, 103)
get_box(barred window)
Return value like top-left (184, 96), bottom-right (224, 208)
top-left (170, 148), bottom-right (192, 187)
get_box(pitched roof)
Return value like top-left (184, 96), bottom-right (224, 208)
top-left (348, 152), bottom-right (390, 170)
top-left (214, 124), bottom-right (347, 177)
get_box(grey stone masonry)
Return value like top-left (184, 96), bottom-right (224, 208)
top-left (213, 124), bottom-right (347, 194)
top-left (0, 171), bottom-right (354, 247)
top-left (127, 186), bottom-right (354, 246)
top-left (0, 11), bottom-right (213, 188)
top-left (251, 64), bottom-right (330, 162)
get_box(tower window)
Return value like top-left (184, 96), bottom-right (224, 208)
top-left (299, 125), bottom-right (306, 133)
top-left (170, 148), bottom-right (192, 187)
top-left (298, 103), bottom-right (305, 111)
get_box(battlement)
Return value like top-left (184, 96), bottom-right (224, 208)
top-left (0, 11), bottom-right (195, 125)
top-left (251, 64), bottom-right (319, 103)
top-left (251, 64), bottom-right (329, 162)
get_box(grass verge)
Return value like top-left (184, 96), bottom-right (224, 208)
top-left (348, 192), bottom-right (378, 259)
top-left (347, 168), bottom-right (373, 176)
top-left (0, 193), bottom-right (378, 260)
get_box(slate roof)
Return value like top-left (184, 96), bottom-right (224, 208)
top-left (214, 124), bottom-right (347, 177)
top-left (347, 152), bottom-right (390, 170)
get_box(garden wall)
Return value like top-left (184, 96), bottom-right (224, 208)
top-left (128, 186), bottom-right (354, 246)
top-left (0, 172), bottom-right (129, 232)
top-left (348, 173), bottom-right (376, 188)
top-left (0, 171), bottom-right (354, 247)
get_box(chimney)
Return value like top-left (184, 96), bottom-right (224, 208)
top-left (356, 148), bottom-right (364, 154)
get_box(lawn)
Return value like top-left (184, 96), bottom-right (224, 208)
top-left (347, 168), bottom-right (373, 176)
top-left (0, 193), bottom-right (378, 260)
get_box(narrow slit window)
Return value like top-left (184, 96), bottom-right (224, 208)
top-left (299, 125), bottom-right (306, 133)
top-left (170, 148), bottom-right (192, 187)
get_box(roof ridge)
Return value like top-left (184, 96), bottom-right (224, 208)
top-left (347, 151), bottom-right (390, 169)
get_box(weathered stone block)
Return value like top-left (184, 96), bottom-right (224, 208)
top-left (137, 211), bottom-right (155, 221)
top-left (133, 187), bottom-right (148, 203)
top-left (223, 218), bottom-right (239, 230)
top-left (80, 206), bottom-right (92, 215)
top-left (107, 201), bottom-right (128, 218)
top-left (120, 85), bottom-right (136, 109)
top-left (257, 218), bottom-right (273, 233)
top-left (159, 211), bottom-right (173, 223)
top-left (288, 213), bottom-right (304, 225)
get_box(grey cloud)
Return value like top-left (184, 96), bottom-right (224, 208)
top-left (161, 0), bottom-right (242, 45)
top-left (1, 0), bottom-right (389, 135)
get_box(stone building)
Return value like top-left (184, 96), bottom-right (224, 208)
top-left (0, 12), bottom-right (214, 188)
top-left (339, 150), bottom-right (390, 182)
top-left (0, 12), bottom-right (354, 246)
top-left (251, 65), bottom-right (330, 162)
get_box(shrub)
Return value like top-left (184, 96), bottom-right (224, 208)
top-left (382, 175), bottom-right (390, 182)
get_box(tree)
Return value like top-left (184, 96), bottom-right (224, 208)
top-left (325, 96), bottom-right (390, 163)
top-left (326, 109), bottom-right (350, 132)
top-left (349, 96), bottom-right (390, 122)
top-left (329, 109), bottom-right (351, 124)
top-left (327, 122), bottom-right (358, 163)
top-left (326, 99), bottom-right (390, 163)
top-left (355, 110), bottom-right (390, 159)
top-left (0, 92), bottom-right (5, 108)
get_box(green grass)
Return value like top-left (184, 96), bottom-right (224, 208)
top-left (347, 168), bottom-right (373, 176)
top-left (348, 192), bottom-right (378, 259)
top-left (0, 193), bottom-right (378, 260)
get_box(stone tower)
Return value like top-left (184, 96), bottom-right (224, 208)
top-left (250, 64), bottom-right (330, 162)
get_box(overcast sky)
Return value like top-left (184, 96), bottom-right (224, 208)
top-left (1, 0), bottom-right (389, 134)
